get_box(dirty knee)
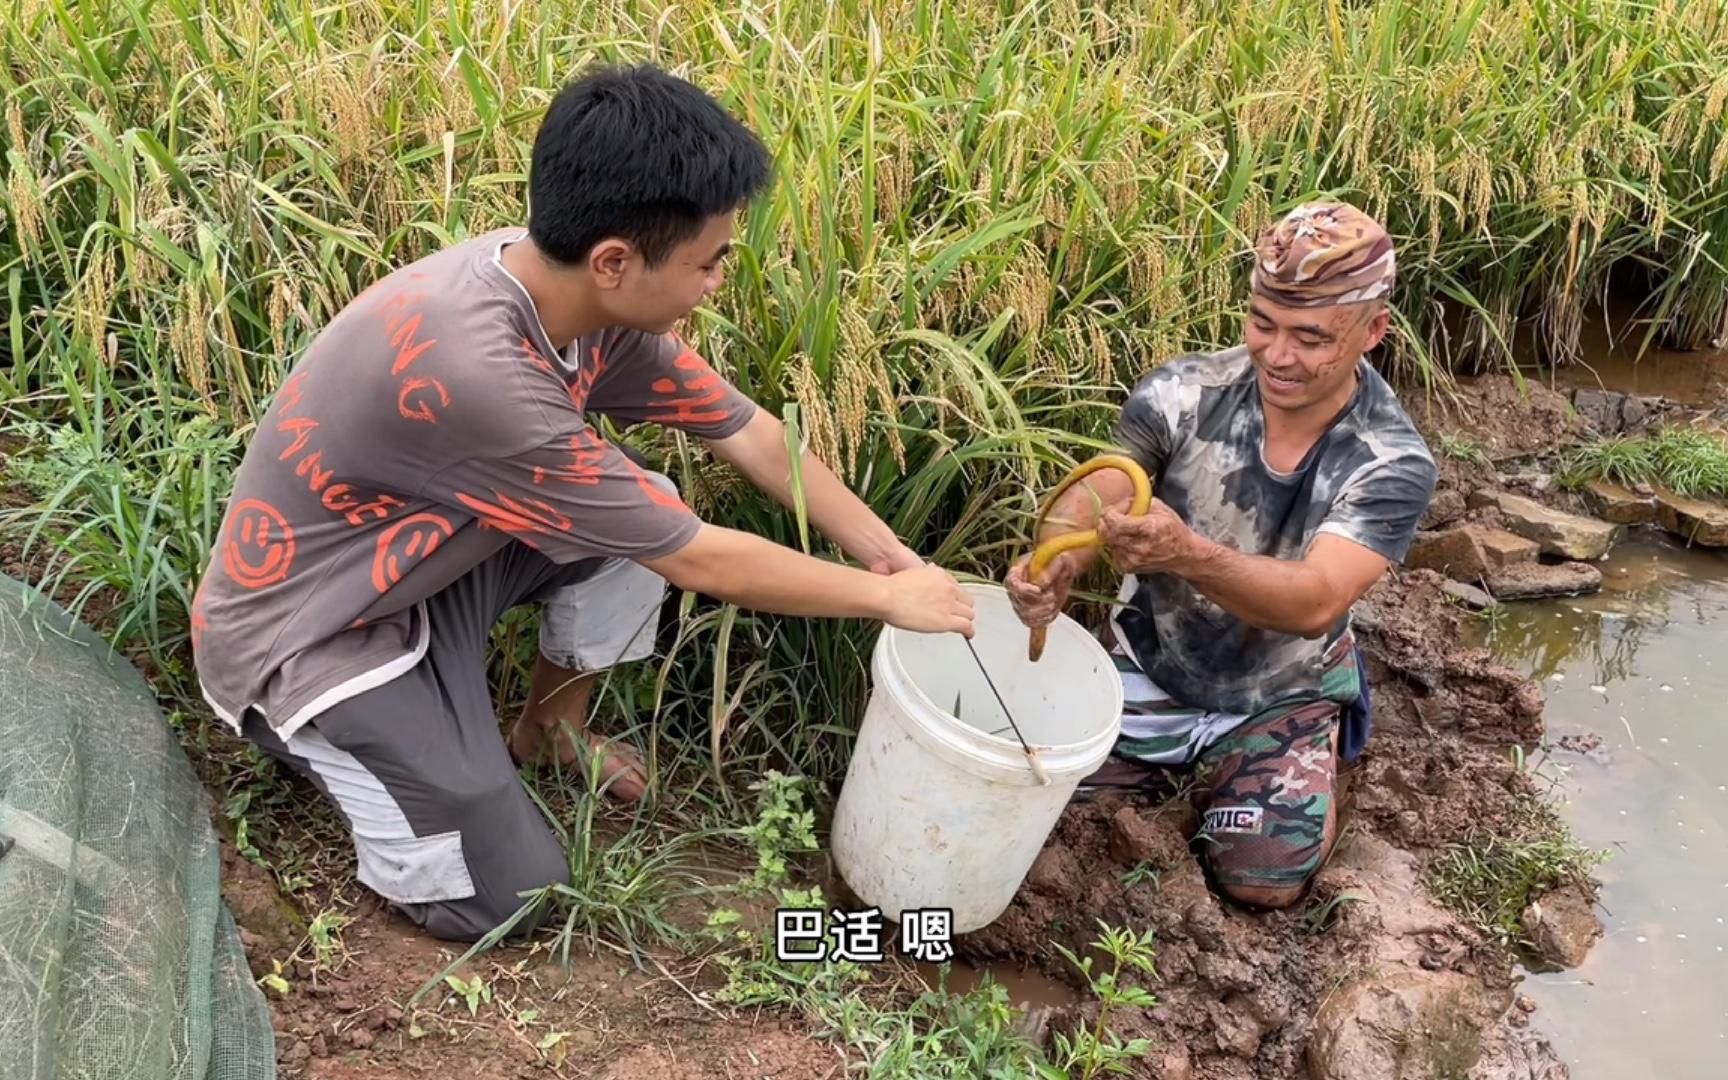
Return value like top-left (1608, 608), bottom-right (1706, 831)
top-left (1217, 878), bottom-right (1306, 910)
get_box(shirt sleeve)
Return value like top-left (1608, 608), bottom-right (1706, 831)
top-left (583, 329), bottom-right (758, 440)
top-left (1314, 450), bottom-right (1438, 564)
top-left (423, 424), bottom-right (703, 564)
top-left (1112, 365), bottom-right (1184, 479)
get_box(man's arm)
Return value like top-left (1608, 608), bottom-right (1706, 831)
top-left (1097, 507), bottom-right (1388, 638)
top-left (640, 521), bottom-right (974, 635)
top-left (702, 405), bottom-right (922, 573)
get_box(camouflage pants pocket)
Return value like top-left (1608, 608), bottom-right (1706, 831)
top-left (1191, 700), bottom-right (1339, 892)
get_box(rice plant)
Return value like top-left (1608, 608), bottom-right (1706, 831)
top-left (4, 0), bottom-right (1728, 793)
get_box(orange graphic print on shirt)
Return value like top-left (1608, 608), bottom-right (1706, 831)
top-left (455, 489), bottom-right (575, 549)
top-left (371, 512), bottom-right (456, 592)
top-left (645, 348), bottom-right (735, 427)
top-left (223, 499), bottom-right (297, 589)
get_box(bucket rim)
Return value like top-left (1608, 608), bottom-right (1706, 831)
top-left (877, 581), bottom-right (1123, 761)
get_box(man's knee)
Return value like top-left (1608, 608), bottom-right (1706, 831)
top-left (394, 815), bottom-right (570, 943)
top-left (356, 770), bottom-right (572, 943)
top-left (1215, 877), bottom-right (1306, 910)
top-left (1195, 805), bottom-right (1329, 911)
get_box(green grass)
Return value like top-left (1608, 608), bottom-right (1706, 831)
top-left (1426, 797), bottom-right (1608, 952)
top-left (1559, 424), bottom-right (1728, 500)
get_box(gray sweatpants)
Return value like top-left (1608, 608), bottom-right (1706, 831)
top-left (241, 539), bottom-right (666, 942)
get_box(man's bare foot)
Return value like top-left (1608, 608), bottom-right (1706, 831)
top-left (508, 658), bottom-right (649, 801)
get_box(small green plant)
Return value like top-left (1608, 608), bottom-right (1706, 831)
top-left (1119, 861), bottom-right (1160, 890)
top-left (1305, 891), bottom-right (1366, 935)
top-left (1437, 434), bottom-right (1492, 468)
top-left (257, 959), bottom-right (292, 999)
top-left (443, 972), bottom-right (493, 1016)
top-left (739, 770), bottom-right (820, 893)
top-left (305, 909), bottom-right (352, 971)
top-left (1042, 923), bottom-right (1159, 1079)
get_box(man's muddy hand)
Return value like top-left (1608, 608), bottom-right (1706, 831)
top-left (1005, 553), bottom-right (1078, 628)
top-left (1097, 500), bottom-right (1196, 574)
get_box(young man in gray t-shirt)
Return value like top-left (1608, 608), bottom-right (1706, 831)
top-left (192, 65), bottom-right (974, 942)
top-left (1008, 203), bottom-right (1437, 911)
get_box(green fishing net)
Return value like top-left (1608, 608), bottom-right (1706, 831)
top-left (0, 573), bottom-right (275, 1079)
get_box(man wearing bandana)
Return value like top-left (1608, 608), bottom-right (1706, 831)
top-left (1006, 202), bottom-right (1438, 910)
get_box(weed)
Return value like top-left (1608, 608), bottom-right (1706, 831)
top-left (1306, 891), bottom-right (1367, 935)
top-left (1119, 861), bottom-right (1160, 890)
top-left (1437, 434), bottom-right (1491, 468)
top-left (443, 973), bottom-right (493, 1017)
top-left (1427, 798), bottom-right (1608, 951)
top-left (1044, 923), bottom-right (1159, 1079)
top-left (1559, 426), bottom-right (1728, 500)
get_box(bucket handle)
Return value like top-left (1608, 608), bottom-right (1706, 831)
top-left (1023, 454), bottom-right (1153, 662)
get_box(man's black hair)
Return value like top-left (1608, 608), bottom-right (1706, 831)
top-left (527, 63), bottom-right (772, 268)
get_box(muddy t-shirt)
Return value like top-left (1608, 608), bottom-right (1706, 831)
top-left (192, 228), bottom-right (756, 740)
top-left (1107, 346), bottom-right (1437, 717)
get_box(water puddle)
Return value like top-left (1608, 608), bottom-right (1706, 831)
top-left (1472, 530), bottom-right (1728, 1079)
top-left (914, 958), bottom-right (1082, 1012)
top-left (1540, 304), bottom-right (1728, 406)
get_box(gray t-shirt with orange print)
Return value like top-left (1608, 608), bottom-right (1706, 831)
top-left (192, 228), bottom-right (757, 740)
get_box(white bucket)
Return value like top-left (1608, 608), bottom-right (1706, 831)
top-left (830, 582), bottom-right (1124, 933)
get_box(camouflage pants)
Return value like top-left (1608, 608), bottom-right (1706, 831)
top-left (1190, 699), bottom-right (1339, 891)
top-left (1083, 634), bottom-right (1360, 893)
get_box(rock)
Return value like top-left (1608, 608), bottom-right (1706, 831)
top-left (1408, 525), bottom-right (1536, 583)
top-left (1184, 901), bottom-right (1227, 952)
top-left (1573, 388), bottom-right (1656, 436)
top-left (1307, 970), bottom-right (1487, 1080)
top-left (1108, 806), bottom-right (1185, 868)
top-left (1420, 489), bottom-right (1468, 530)
top-left (1405, 529), bottom-right (1487, 580)
top-left (1195, 952), bottom-right (1258, 993)
top-left (1467, 490), bottom-right (1621, 560)
top-left (1407, 529), bottom-right (1490, 580)
top-left (1582, 480), bottom-right (1657, 525)
top-left (1572, 389), bottom-right (1623, 435)
top-left (1472, 526), bottom-right (1540, 567)
top-left (1210, 995), bottom-right (1268, 1057)
top-left (1440, 580), bottom-right (1498, 610)
top-left (1486, 561), bottom-right (1603, 600)
top-left (1151, 1045), bottom-right (1194, 1080)
top-left (1654, 488), bottom-right (1728, 547)
top-left (1027, 845), bottom-right (1077, 891)
top-left (1522, 885), bottom-right (1602, 968)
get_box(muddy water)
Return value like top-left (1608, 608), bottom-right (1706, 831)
top-left (1544, 305), bottom-right (1728, 404)
top-left (914, 958), bottom-right (1081, 1011)
top-left (1472, 531), bottom-right (1728, 1079)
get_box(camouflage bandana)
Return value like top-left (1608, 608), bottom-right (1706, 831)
top-left (1250, 202), bottom-right (1395, 308)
